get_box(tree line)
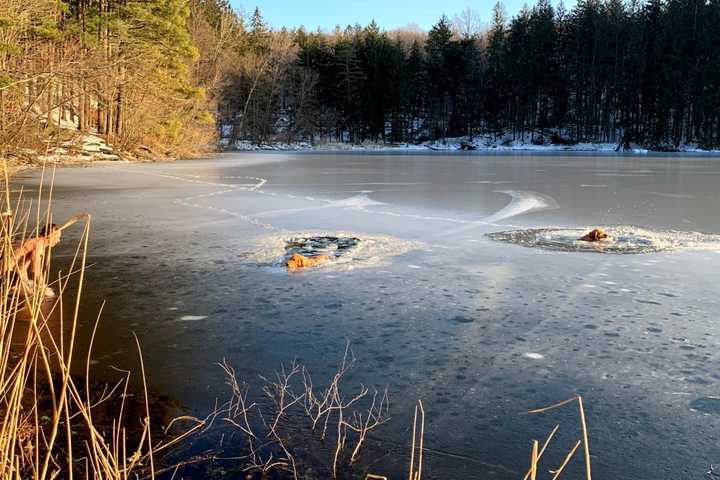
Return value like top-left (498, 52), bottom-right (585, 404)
top-left (224, 0), bottom-right (720, 150)
top-left (2, 0), bottom-right (720, 156)
top-left (0, 0), bottom-right (226, 157)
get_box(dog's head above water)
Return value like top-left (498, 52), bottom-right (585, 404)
top-left (579, 228), bottom-right (609, 242)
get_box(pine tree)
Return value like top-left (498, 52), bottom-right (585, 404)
top-left (404, 40), bottom-right (426, 140)
top-left (334, 37), bottom-right (364, 142)
top-left (485, 3), bottom-right (508, 136)
top-left (425, 15), bottom-right (454, 138)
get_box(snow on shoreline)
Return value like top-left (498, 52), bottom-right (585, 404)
top-left (229, 136), bottom-right (720, 154)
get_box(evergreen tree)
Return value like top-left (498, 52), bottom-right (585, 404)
top-left (404, 40), bottom-right (426, 140)
top-left (9, 0), bottom-right (720, 154)
top-left (425, 15), bottom-right (454, 138)
top-left (334, 36), bottom-right (365, 142)
top-left (485, 3), bottom-right (508, 136)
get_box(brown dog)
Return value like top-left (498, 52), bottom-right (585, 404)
top-left (286, 253), bottom-right (333, 270)
top-left (578, 228), bottom-right (609, 242)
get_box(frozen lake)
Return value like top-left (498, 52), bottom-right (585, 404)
top-left (20, 152), bottom-right (720, 478)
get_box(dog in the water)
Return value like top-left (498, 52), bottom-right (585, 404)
top-left (579, 228), bottom-right (609, 242)
top-left (286, 253), bottom-right (333, 270)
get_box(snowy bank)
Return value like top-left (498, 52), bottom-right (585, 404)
top-left (229, 134), bottom-right (720, 154)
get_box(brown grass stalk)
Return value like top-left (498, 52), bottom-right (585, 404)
top-left (0, 161), bottom-right (202, 480)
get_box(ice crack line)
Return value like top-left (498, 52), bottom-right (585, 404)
top-left (121, 169), bottom-right (266, 190)
top-left (119, 168), bottom-right (275, 229)
top-left (117, 167), bottom-right (552, 233)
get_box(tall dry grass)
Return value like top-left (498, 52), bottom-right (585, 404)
top-left (0, 161), bottom-right (211, 480)
top-left (221, 347), bottom-right (593, 480)
top-left (363, 395), bottom-right (592, 480)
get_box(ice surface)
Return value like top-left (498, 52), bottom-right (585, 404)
top-left (22, 151), bottom-right (720, 480)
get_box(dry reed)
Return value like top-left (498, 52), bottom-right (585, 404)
top-left (0, 161), bottom-right (207, 480)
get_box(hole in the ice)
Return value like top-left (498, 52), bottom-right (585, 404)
top-left (243, 232), bottom-right (424, 271)
top-left (285, 236), bottom-right (360, 259)
top-left (284, 236), bottom-right (360, 269)
top-left (487, 226), bottom-right (720, 254)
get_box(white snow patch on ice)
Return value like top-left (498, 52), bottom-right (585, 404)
top-left (333, 193), bottom-right (385, 209)
top-left (178, 315), bottom-right (208, 322)
top-left (468, 180), bottom-right (518, 185)
top-left (254, 193), bottom-right (383, 218)
top-left (648, 191), bottom-right (696, 199)
top-left (524, 353), bottom-right (545, 360)
top-left (483, 190), bottom-right (559, 223)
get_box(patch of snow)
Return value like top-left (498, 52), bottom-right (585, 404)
top-left (225, 133), bottom-right (720, 154)
top-left (178, 315), bottom-right (208, 322)
top-left (333, 193), bottom-right (385, 209)
top-left (36, 132), bottom-right (121, 163)
top-left (483, 190), bottom-right (559, 223)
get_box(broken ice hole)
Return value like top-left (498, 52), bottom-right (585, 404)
top-left (284, 236), bottom-right (361, 261)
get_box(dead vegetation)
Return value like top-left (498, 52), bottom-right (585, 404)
top-left (524, 396), bottom-right (593, 480)
top-left (218, 344), bottom-right (594, 480)
top-left (219, 343), bottom-right (390, 479)
top-left (0, 161), bottom-right (212, 479)
top-left (0, 0), bottom-right (217, 164)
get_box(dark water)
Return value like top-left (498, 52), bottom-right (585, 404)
top-left (18, 152), bottom-right (720, 479)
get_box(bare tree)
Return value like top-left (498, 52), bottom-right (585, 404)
top-left (452, 7), bottom-right (484, 39)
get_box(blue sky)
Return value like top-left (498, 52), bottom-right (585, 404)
top-left (230, 0), bottom-right (572, 32)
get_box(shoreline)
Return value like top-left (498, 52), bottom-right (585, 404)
top-left (2, 131), bottom-right (213, 175)
top-left (7, 137), bottom-right (720, 177)
top-left (229, 137), bottom-right (720, 155)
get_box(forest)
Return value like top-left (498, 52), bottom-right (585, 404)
top-left (2, 0), bottom-right (720, 157)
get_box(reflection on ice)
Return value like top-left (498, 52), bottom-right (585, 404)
top-left (488, 225), bottom-right (720, 254)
